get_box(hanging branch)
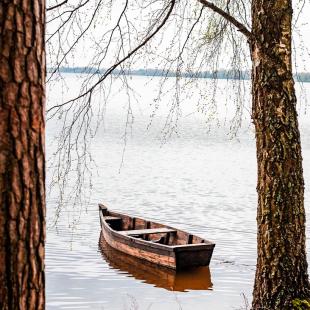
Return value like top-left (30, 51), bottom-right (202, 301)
top-left (197, 0), bottom-right (251, 38)
top-left (47, 0), bottom-right (176, 113)
top-left (47, 0), bottom-right (68, 11)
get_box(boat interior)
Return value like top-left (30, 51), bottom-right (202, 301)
top-left (101, 208), bottom-right (207, 246)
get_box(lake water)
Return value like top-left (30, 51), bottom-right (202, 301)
top-left (46, 74), bottom-right (310, 310)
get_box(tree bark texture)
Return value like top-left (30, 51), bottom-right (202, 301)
top-left (0, 1), bottom-right (46, 309)
top-left (251, 0), bottom-right (310, 309)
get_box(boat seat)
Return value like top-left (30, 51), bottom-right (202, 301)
top-left (104, 216), bottom-right (122, 221)
top-left (119, 227), bottom-right (176, 236)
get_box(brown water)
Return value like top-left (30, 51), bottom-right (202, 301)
top-left (46, 75), bottom-right (310, 309)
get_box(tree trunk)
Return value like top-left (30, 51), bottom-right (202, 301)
top-left (0, 1), bottom-right (46, 309)
top-left (251, 0), bottom-right (310, 309)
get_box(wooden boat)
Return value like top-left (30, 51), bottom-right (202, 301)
top-left (99, 204), bottom-right (215, 270)
top-left (99, 235), bottom-right (213, 291)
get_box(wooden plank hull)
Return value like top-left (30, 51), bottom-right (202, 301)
top-left (100, 218), bottom-right (176, 268)
top-left (99, 205), bottom-right (215, 270)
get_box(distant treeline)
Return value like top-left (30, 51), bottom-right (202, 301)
top-left (51, 67), bottom-right (310, 83)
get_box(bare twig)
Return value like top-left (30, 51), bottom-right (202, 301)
top-left (47, 0), bottom-right (68, 11)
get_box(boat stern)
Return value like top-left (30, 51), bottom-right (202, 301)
top-left (174, 243), bottom-right (215, 270)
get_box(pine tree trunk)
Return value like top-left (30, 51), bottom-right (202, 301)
top-left (251, 0), bottom-right (310, 309)
top-left (0, 1), bottom-right (46, 309)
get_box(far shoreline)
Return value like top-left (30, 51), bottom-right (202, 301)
top-left (48, 67), bottom-right (310, 83)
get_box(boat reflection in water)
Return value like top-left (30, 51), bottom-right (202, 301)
top-left (99, 233), bottom-right (213, 292)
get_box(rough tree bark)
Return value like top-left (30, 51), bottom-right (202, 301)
top-left (0, 1), bottom-right (46, 309)
top-left (251, 0), bottom-right (310, 308)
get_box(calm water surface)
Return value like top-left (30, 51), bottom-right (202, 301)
top-left (46, 75), bottom-right (310, 310)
